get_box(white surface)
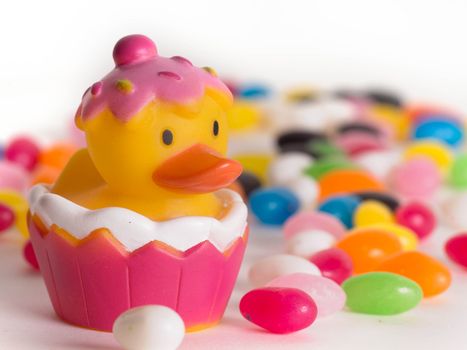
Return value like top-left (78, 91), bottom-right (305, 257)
top-left (0, 223), bottom-right (466, 350)
top-left (1, 0), bottom-right (467, 141)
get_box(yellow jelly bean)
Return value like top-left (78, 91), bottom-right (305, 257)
top-left (370, 105), bottom-right (411, 141)
top-left (404, 140), bottom-right (453, 174)
top-left (285, 86), bottom-right (319, 103)
top-left (354, 200), bottom-right (394, 227)
top-left (364, 223), bottom-right (418, 251)
top-left (226, 101), bottom-right (261, 131)
top-left (0, 191), bottom-right (29, 238)
top-left (233, 154), bottom-right (273, 183)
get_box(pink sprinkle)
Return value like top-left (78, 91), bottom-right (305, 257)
top-left (91, 82), bottom-right (103, 96)
top-left (171, 56), bottom-right (193, 66)
top-left (158, 71), bottom-right (182, 81)
top-left (113, 34), bottom-right (158, 66)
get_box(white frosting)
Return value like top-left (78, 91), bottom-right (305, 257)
top-left (28, 185), bottom-right (247, 253)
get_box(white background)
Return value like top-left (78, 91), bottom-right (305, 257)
top-left (1, 1), bottom-right (467, 349)
top-left (1, 0), bottom-right (467, 141)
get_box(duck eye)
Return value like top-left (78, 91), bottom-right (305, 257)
top-left (213, 120), bottom-right (219, 136)
top-left (162, 129), bottom-right (173, 145)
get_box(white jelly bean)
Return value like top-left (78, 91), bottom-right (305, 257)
top-left (268, 153), bottom-right (313, 186)
top-left (443, 193), bottom-right (467, 229)
top-left (284, 175), bottom-right (319, 208)
top-left (354, 149), bottom-right (401, 180)
top-left (113, 305), bottom-right (185, 350)
top-left (286, 230), bottom-right (336, 258)
top-left (249, 254), bottom-right (321, 287)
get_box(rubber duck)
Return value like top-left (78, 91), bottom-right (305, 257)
top-left (51, 34), bottom-right (242, 221)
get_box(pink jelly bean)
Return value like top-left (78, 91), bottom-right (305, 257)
top-left (239, 287), bottom-right (317, 334)
top-left (309, 248), bottom-right (353, 284)
top-left (391, 157), bottom-right (441, 199)
top-left (283, 211), bottom-right (346, 240)
top-left (0, 203), bottom-right (15, 233)
top-left (335, 131), bottom-right (387, 156)
top-left (445, 233), bottom-right (467, 268)
top-left (396, 201), bottom-right (436, 240)
top-left (0, 160), bottom-right (29, 193)
top-left (266, 273), bottom-right (346, 317)
top-left (5, 136), bottom-right (40, 172)
top-left (23, 240), bottom-right (39, 270)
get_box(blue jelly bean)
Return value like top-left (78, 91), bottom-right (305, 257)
top-left (238, 83), bottom-right (271, 100)
top-left (318, 195), bottom-right (360, 229)
top-left (412, 117), bottom-right (464, 148)
top-left (249, 187), bottom-right (300, 226)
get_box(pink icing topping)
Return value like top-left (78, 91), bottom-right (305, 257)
top-left (79, 34), bottom-right (232, 122)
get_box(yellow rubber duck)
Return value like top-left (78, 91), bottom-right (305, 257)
top-left (51, 34), bottom-right (242, 221)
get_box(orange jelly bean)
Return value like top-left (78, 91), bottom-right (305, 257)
top-left (39, 143), bottom-right (78, 170)
top-left (318, 169), bottom-right (385, 202)
top-left (30, 165), bottom-right (61, 185)
top-left (376, 251), bottom-right (451, 297)
top-left (336, 229), bottom-right (403, 274)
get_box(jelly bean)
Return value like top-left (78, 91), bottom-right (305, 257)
top-left (267, 273), bottom-right (346, 317)
top-left (240, 287), bottom-right (317, 334)
top-left (390, 157), bottom-right (440, 199)
top-left (304, 157), bottom-right (355, 180)
top-left (0, 203), bottom-right (15, 233)
top-left (237, 171), bottom-right (262, 198)
top-left (250, 187), bottom-right (300, 226)
top-left (113, 305), bottom-right (185, 350)
top-left (403, 140), bottom-right (453, 174)
top-left (5, 136), bottom-right (41, 171)
top-left (354, 191), bottom-right (400, 211)
top-left (283, 211), bottom-right (346, 240)
top-left (337, 121), bottom-right (382, 137)
top-left (354, 149), bottom-right (401, 180)
top-left (23, 240), bottom-right (39, 270)
top-left (443, 193), bottom-right (467, 229)
top-left (365, 89), bottom-right (403, 108)
top-left (321, 96), bottom-right (359, 123)
top-left (318, 169), bottom-right (385, 202)
top-left (353, 200), bottom-right (393, 227)
top-left (249, 254), bottom-right (321, 287)
top-left (363, 223), bottom-right (418, 250)
top-left (318, 195), bottom-right (360, 229)
top-left (30, 164), bottom-right (61, 185)
top-left (376, 251), bottom-right (451, 297)
top-left (226, 101), bottom-right (261, 131)
top-left (445, 234), bottom-right (467, 268)
top-left (412, 118), bottom-right (463, 148)
top-left (234, 154), bottom-right (272, 183)
top-left (449, 154), bottom-right (467, 189)
top-left (39, 143), bottom-right (77, 170)
top-left (285, 86), bottom-right (319, 103)
top-left (0, 160), bottom-right (29, 193)
top-left (406, 104), bottom-right (459, 124)
top-left (336, 229), bottom-right (403, 274)
top-left (307, 140), bottom-right (346, 160)
top-left (277, 131), bottom-right (327, 150)
top-left (309, 248), bottom-right (353, 284)
top-left (369, 105), bottom-right (410, 141)
top-left (237, 83), bottom-right (271, 99)
top-left (286, 229), bottom-right (336, 258)
top-left (334, 131), bottom-right (387, 156)
top-left (284, 176), bottom-right (319, 208)
top-left (0, 191), bottom-right (29, 238)
top-left (395, 202), bottom-right (435, 240)
top-left (342, 272), bottom-right (422, 315)
top-left (268, 152), bottom-right (312, 186)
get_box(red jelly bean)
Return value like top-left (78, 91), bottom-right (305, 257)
top-left (5, 136), bottom-right (40, 172)
top-left (395, 202), bottom-right (435, 240)
top-left (239, 287), bottom-right (317, 334)
top-left (23, 241), bottom-right (39, 270)
top-left (309, 248), bottom-right (353, 284)
top-left (445, 233), bottom-right (467, 268)
top-left (0, 203), bottom-right (15, 233)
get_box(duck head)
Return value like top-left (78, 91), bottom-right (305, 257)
top-left (75, 35), bottom-right (241, 196)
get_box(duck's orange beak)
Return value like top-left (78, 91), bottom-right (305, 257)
top-left (152, 144), bottom-right (243, 193)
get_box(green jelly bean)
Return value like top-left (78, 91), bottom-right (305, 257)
top-left (449, 154), bottom-right (467, 189)
top-left (308, 140), bottom-right (346, 159)
top-left (304, 157), bottom-right (356, 180)
top-left (342, 272), bottom-right (423, 315)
